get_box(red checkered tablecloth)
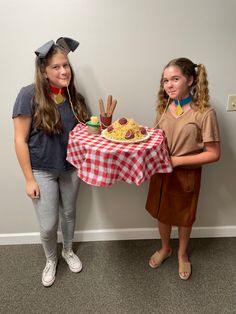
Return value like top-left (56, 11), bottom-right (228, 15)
top-left (67, 124), bottom-right (172, 186)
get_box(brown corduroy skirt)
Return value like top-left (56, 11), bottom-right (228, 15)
top-left (145, 167), bottom-right (202, 227)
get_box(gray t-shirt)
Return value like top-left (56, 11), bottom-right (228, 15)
top-left (12, 84), bottom-right (78, 171)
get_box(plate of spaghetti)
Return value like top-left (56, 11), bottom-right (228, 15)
top-left (101, 117), bottom-right (151, 144)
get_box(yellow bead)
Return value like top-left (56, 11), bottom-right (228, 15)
top-left (90, 116), bottom-right (98, 124)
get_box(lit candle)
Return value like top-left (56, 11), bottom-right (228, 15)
top-left (90, 116), bottom-right (98, 124)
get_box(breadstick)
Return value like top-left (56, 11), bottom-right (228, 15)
top-left (107, 95), bottom-right (112, 116)
top-left (109, 99), bottom-right (117, 116)
top-left (99, 99), bottom-right (105, 116)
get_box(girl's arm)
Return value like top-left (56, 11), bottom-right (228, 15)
top-left (13, 116), bottom-right (40, 199)
top-left (171, 142), bottom-right (221, 168)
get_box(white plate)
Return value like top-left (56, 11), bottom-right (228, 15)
top-left (101, 130), bottom-right (151, 144)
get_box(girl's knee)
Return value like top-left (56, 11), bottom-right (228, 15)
top-left (60, 206), bottom-right (76, 220)
top-left (40, 225), bottom-right (58, 240)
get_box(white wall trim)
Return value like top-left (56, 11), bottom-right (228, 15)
top-left (0, 226), bottom-right (235, 245)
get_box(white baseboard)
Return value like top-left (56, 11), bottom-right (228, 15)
top-left (0, 226), bottom-right (235, 245)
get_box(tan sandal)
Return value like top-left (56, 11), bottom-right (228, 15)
top-left (179, 262), bottom-right (191, 280)
top-left (149, 250), bottom-right (172, 268)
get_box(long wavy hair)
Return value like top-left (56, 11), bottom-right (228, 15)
top-left (33, 46), bottom-right (88, 135)
top-left (156, 57), bottom-right (210, 114)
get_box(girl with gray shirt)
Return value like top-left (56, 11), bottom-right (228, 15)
top-left (13, 37), bottom-right (89, 287)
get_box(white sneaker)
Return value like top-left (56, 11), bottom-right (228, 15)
top-left (42, 259), bottom-right (57, 287)
top-left (62, 249), bottom-right (82, 273)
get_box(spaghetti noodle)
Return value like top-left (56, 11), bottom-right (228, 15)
top-left (103, 117), bottom-right (147, 141)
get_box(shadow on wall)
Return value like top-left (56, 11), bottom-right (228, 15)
top-left (75, 180), bottom-right (155, 230)
top-left (75, 65), bottom-right (103, 117)
top-left (197, 105), bottom-right (236, 226)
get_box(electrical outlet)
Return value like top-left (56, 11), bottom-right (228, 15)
top-left (227, 95), bottom-right (236, 111)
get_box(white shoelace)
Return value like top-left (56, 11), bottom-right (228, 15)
top-left (44, 260), bottom-right (56, 274)
top-left (64, 251), bottom-right (76, 263)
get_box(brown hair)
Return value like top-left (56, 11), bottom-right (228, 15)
top-left (33, 45), bottom-right (88, 135)
top-left (157, 57), bottom-right (210, 114)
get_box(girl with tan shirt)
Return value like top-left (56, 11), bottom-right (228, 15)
top-left (146, 57), bottom-right (220, 280)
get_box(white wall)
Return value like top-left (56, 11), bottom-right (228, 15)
top-left (1, 0), bottom-right (236, 239)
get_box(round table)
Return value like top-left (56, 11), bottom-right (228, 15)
top-left (67, 124), bottom-right (172, 186)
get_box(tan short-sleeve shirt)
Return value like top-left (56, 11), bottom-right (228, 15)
top-left (156, 107), bottom-right (220, 156)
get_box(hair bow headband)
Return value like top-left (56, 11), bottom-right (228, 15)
top-left (34, 37), bottom-right (79, 58)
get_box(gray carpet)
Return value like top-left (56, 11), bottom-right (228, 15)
top-left (0, 238), bottom-right (235, 314)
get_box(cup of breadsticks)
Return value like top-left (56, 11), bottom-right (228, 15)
top-left (99, 95), bottom-right (117, 130)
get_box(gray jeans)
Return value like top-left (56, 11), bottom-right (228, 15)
top-left (32, 169), bottom-right (80, 260)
